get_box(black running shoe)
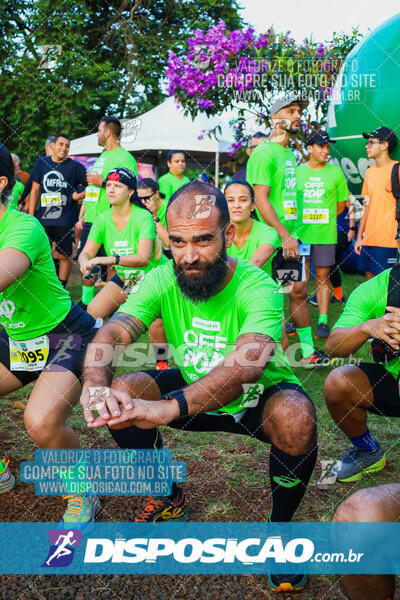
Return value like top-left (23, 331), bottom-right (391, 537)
top-left (316, 322), bottom-right (330, 338)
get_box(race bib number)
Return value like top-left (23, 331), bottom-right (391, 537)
top-left (85, 186), bottom-right (100, 203)
top-left (40, 193), bottom-right (62, 207)
top-left (283, 200), bottom-right (297, 220)
top-left (9, 335), bottom-right (49, 372)
top-left (303, 208), bottom-right (329, 224)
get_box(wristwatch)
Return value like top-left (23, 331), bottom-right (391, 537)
top-left (154, 217), bottom-right (160, 223)
top-left (348, 226), bottom-right (356, 231)
top-left (101, 179), bottom-right (106, 188)
top-left (114, 254), bottom-right (120, 265)
top-left (163, 389), bottom-right (188, 417)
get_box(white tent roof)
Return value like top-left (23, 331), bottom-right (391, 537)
top-left (69, 97), bottom-right (236, 156)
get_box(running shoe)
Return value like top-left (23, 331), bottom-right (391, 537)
top-left (156, 360), bottom-right (169, 370)
top-left (0, 457), bottom-right (15, 494)
top-left (134, 487), bottom-right (188, 522)
top-left (285, 321), bottom-right (297, 336)
top-left (316, 322), bottom-right (330, 338)
top-left (268, 573), bottom-right (307, 592)
top-left (61, 495), bottom-right (100, 531)
top-left (301, 349), bottom-right (331, 369)
top-left (331, 295), bottom-right (346, 304)
top-left (330, 442), bottom-right (386, 483)
top-left (307, 294), bottom-right (318, 306)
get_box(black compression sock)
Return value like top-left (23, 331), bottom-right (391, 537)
top-left (269, 443), bottom-right (317, 522)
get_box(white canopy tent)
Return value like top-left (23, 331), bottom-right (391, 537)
top-left (69, 97), bottom-right (265, 184)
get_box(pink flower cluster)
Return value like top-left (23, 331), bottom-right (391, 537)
top-left (166, 20), bottom-right (343, 115)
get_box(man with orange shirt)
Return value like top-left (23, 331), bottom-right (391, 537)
top-left (355, 127), bottom-right (399, 278)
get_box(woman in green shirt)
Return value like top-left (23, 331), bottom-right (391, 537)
top-left (79, 167), bottom-right (167, 321)
top-left (157, 150), bottom-right (190, 226)
top-left (224, 180), bottom-right (288, 350)
top-left (0, 142), bottom-right (101, 529)
top-left (224, 180), bottom-right (277, 275)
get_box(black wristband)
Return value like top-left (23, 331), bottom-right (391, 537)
top-left (101, 179), bottom-right (107, 188)
top-left (163, 389), bottom-right (188, 417)
top-left (154, 217), bottom-right (160, 223)
top-left (348, 226), bottom-right (356, 231)
top-left (114, 254), bottom-right (120, 265)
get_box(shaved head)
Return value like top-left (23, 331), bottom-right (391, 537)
top-left (166, 181), bottom-right (230, 230)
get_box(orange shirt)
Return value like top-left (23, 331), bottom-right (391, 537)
top-left (361, 163), bottom-right (398, 248)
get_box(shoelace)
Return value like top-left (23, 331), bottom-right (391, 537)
top-left (136, 498), bottom-right (165, 520)
top-left (0, 457), bottom-right (10, 476)
top-left (62, 495), bottom-right (85, 516)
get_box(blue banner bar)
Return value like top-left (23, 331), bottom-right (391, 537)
top-left (1, 522), bottom-right (400, 574)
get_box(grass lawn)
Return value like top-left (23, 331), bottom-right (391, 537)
top-left (1, 267), bottom-right (399, 599)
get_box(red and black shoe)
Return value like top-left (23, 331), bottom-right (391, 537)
top-left (134, 487), bottom-right (188, 522)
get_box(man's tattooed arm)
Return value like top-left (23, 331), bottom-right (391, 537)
top-left (83, 313), bottom-right (148, 387)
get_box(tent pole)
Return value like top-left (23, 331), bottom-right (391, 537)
top-left (215, 151), bottom-right (219, 187)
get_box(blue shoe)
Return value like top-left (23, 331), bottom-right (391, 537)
top-left (268, 573), bottom-right (307, 592)
top-left (307, 294), bottom-right (318, 306)
top-left (330, 443), bottom-right (386, 483)
top-left (61, 495), bottom-right (100, 531)
top-left (285, 321), bottom-right (297, 336)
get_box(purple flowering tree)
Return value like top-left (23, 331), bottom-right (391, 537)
top-left (166, 21), bottom-right (362, 155)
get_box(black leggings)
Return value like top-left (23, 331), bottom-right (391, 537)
top-left (330, 230), bottom-right (349, 288)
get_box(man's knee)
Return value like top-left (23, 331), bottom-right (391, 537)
top-left (290, 281), bottom-right (307, 301)
top-left (333, 488), bottom-right (385, 523)
top-left (324, 367), bottom-right (357, 407)
top-left (265, 392), bottom-right (316, 449)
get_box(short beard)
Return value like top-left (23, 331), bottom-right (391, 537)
top-left (173, 243), bottom-right (229, 303)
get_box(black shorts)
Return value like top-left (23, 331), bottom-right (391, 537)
top-left (358, 362), bottom-right (400, 417)
top-left (44, 225), bottom-right (73, 257)
top-left (137, 369), bottom-right (312, 443)
top-left (0, 303), bottom-right (97, 386)
top-left (111, 273), bottom-right (124, 288)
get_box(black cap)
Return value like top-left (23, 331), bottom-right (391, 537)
top-left (306, 131), bottom-right (336, 146)
top-left (362, 127), bottom-right (397, 151)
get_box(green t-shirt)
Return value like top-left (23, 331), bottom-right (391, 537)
top-left (7, 181), bottom-right (24, 211)
top-left (119, 258), bottom-right (300, 415)
top-left (332, 268), bottom-right (400, 379)
top-left (297, 163), bottom-right (349, 244)
top-left (0, 208), bottom-right (71, 340)
top-left (84, 148), bottom-right (138, 224)
top-left (227, 219), bottom-right (278, 276)
top-left (88, 205), bottom-right (164, 278)
top-left (246, 140), bottom-right (300, 242)
top-left (157, 172), bottom-right (190, 226)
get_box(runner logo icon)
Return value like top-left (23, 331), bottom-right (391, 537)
top-left (42, 529), bottom-right (82, 567)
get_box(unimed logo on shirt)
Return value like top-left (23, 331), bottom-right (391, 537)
top-left (191, 317), bottom-right (221, 332)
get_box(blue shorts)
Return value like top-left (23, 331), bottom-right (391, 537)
top-left (358, 246), bottom-right (398, 275)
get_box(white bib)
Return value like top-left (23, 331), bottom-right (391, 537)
top-left (283, 199), bottom-right (297, 220)
top-left (9, 335), bottom-right (49, 371)
top-left (40, 193), bottom-right (62, 207)
top-left (302, 208), bottom-right (329, 224)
